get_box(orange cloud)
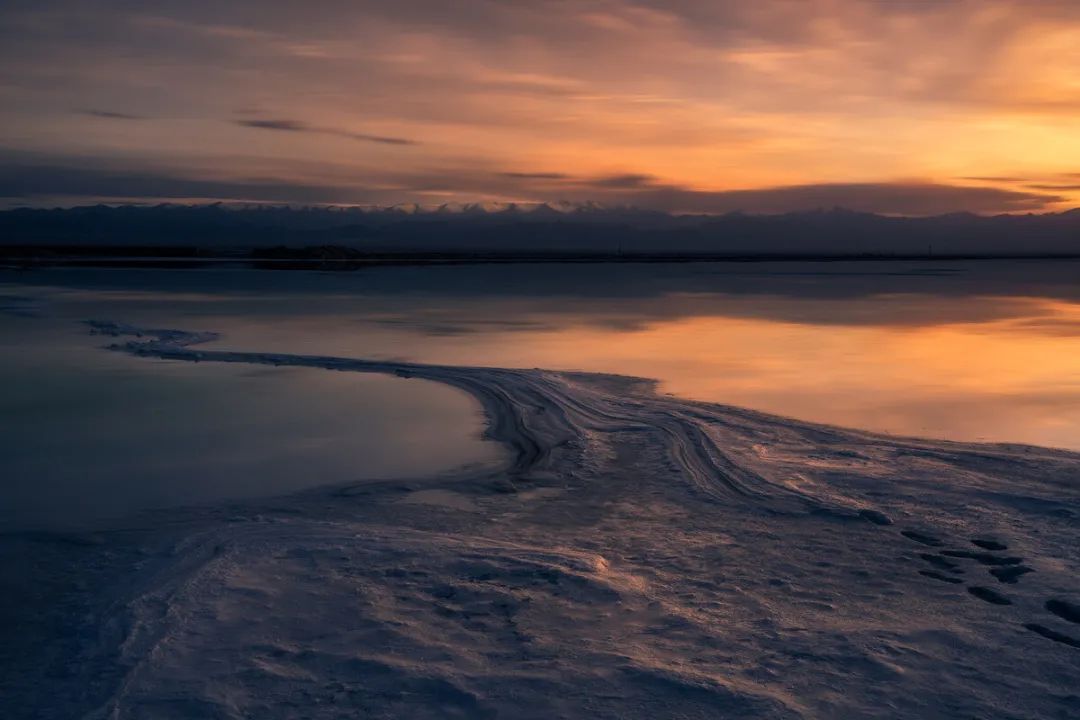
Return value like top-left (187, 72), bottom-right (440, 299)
top-left (0, 0), bottom-right (1078, 211)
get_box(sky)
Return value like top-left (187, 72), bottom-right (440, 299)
top-left (2, 0), bottom-right (1080, 215)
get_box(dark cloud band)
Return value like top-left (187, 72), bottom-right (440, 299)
top-left (0, 150), bottom-right (1061, 216)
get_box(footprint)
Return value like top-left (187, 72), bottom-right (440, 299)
top-left (971, 538), bottom-right (1008, 551)
top-left (967, 586), bottom-right (1012, 605)
top-left (920, 553), bottom-right (964, 573)
top-left (919, 570), bottom-right (963, 585)
top-left (1045, 599), bottom-right (1080, 625)
top-left (989, 566), bottom-right (1034, 584)
top-left (901, 530), bottom-right (944, 547)
top-left (941, 550), bottom-right (1023, 566)
top-left (901, 530), bottom-right (1039, 599)
top-left (1025, 623), bottom-right (1080, 649)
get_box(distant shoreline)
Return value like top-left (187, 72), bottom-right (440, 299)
top-left (3, 205), bottom-right (1079, 261)
top-left (4, 246), bottom-right (1080, 270)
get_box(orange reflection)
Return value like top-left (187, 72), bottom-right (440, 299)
top-left (211, 294), bottom-right (1080, 450)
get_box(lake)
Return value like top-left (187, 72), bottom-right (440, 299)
top-left (3, 260), bottom-right (1079, 527)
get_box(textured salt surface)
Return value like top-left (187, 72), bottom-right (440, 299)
top-left (2, 320), bottom-right (1078, 719)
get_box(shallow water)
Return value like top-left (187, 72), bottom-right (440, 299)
top-left (2, 259), bottom-right (1080, 526)
top-left (0, 312), bottom-right (502, 530)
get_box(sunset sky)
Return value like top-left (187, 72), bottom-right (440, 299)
top-left (2, 0), bottom-right (1080, 214)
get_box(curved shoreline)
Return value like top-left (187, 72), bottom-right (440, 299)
top-left (86, 320), bottom-right (917, 520)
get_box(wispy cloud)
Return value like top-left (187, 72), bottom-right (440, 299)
top-left (589, 174), bottom-right (658, 189)
top-left (499, 172), bottom-right (572, 181)
top-left (959, 176), bottom-right (1028, 183)
top-left (235, 119), bottom-right (418, 146)
top-left (79, 109), bottom-right (144, 120)
top-left (236, 119), bottom-right (308, 132)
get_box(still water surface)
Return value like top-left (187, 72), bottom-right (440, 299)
top-left (3, 260), bottom-right (1079, 526)
top-left (0, 313), bottom-right (501, 530)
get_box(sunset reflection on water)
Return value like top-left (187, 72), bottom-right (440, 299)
top-left (5, 261), bottom-right (1080, 449)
